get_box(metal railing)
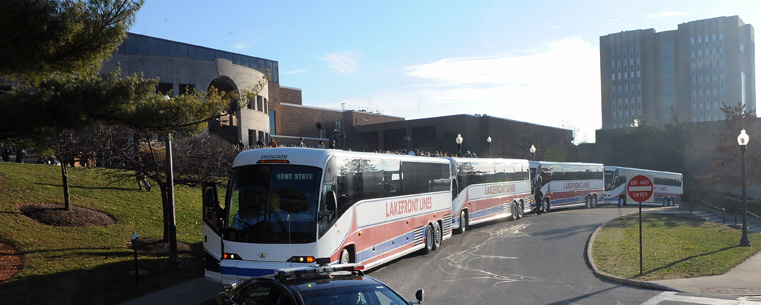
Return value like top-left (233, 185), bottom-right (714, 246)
top-left (689, 197), bottom-right (726, 224)
top-left (734, 208), bottom-right (761, 228)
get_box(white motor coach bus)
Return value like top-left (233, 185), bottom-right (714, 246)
top-left (447, 157), bottom-right (532, 233)
top-left (529, 161), bottom-right (605, 212)
top-left (603, 166), bottom-right (683, 207)
top-left (202, 148), bottom-right (453, 284)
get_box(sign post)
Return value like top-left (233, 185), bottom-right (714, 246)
top-left (627, 174), bottom-right (654, 276)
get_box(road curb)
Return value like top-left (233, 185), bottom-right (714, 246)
top-left (584, 211), bottom-right (676, 292)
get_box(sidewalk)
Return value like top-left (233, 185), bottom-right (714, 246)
top-left (118, 277), bottom-right (222, 305)
top-left (587, 206), bottom-right (761, 296)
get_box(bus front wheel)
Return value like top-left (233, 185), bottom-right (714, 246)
top-left (340, 248), bottom-right (352, 264)
top-left (458, 211), bottom-right (468, 234)
top-left (542, 199), bottom-right (551, 213)
top-left (618, 197), bottom-right (626, 207)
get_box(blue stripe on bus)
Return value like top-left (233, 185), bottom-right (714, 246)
top-left (357, 230), bottom-right (419, 263)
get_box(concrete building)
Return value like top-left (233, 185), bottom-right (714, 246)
top-left (600, 15), bottom-right (755, 129)
top-left (351, 114), bottom-right (573, 159)
top-left (102, 33), bottom-right (574, 156)
top-left (102, 33), bottom-right (278, 147)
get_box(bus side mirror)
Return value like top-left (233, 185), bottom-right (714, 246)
top-left (202, 182), bottom-right (223, 231)
top-left (327, 191), bottom-right (337, 212)
top-left (414, 289), bottom-right (424, 304)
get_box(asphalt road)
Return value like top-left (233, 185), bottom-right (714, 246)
top-left (366, 206), bottom-right (661, 305)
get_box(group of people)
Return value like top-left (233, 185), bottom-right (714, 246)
top-left (250, 137), bottom-right (337, 149)
top-left (1, 148), bottom-right (25, 163)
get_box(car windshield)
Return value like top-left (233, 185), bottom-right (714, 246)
top-left (298, 284), bottom-right (408, 305)
top-left (225, 164), bottom-right (322, 244)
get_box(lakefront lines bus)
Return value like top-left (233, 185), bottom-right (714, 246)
top-left (202, 148), bottom-right (453, 284)
top-left (603, 166), bottom-right (683, 206)
top-left (529, 161), bottom-right (605, 212)
top-left (447, 157), bottom-right (532, 233)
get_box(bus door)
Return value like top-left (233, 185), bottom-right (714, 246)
top-left (202, 182), bottom-right (225, 272)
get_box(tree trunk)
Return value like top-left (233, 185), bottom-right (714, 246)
top-left (61, 162), bottom-right (71, 211)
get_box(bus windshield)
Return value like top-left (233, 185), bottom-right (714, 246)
top-left (225, 164), bottom-right (322, 244)
top-left (604, 170), bottom-right (615, 191)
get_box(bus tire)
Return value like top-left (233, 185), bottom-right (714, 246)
top-left (618, 197), bottom-right (626, 207)
top-left (422, 224), bottom-right (434, 254)
top-left (662, 198), bottom-right (668, 207)
top-left (542, 198), bottom-right (551, 213)
top-left (432, 222), bottom-right (442, 250)
top-left (519, 201), bottom-right (525, 218)
top-left (592, 195), bottom-right (598, 208)
top-left (514, 201), bottom-right (522, 220)
top-left (340, 248), bottom-right (352, 264)
top-left (586, 196), bottom-right (592, 208)
top-left (458, 210), bottom-right (468, 234)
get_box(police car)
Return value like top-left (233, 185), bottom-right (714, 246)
top-left (215, 259), bottom-right (424, 305)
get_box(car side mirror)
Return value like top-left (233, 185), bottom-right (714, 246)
top-left (415, 289), bottom-right (424, 304)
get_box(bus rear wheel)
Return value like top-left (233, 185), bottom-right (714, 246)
top-left (592, 195), bottom-right (598, 208)
top-left (432, 222), bottom-right (442, 250)
top-left (513, 202), bottom-right (522, 220)
top-left (422, 224), bottom-right (434, 254)
top-left (586, 196), bottom-right (592, 208)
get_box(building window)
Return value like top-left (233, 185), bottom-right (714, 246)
top-left (248, 130), bottom-right (256, 147)
top-left (268, 110), bottom-right (276, 135)
top-left (157, 82), bottom-right (173, 96)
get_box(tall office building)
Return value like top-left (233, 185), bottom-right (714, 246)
top-left (600, 16), bottom-right (755, 129)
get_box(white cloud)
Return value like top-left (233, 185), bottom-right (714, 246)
top-left (284, 68), bottom-right (311, 75)
top-left (232, 42), bottom-right (249, 49)
top-left (321, 51), bottom-right (360, 75)
top-left (645, 11), bottom-right (689, 19)
top-left (603, 18), bottom-right (621, 26)
top-left (330, 38), bottom-right (602, 143)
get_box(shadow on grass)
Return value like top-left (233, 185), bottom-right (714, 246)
top-left (34, 182), bottom-right (138, 192)
top-left (0, 242), bottom-right (205, 305)
top-left (602, 213), bottom-right (705, 229)
top-left (642, 246), bottom-right (735, 276)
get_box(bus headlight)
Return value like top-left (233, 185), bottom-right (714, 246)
top-left (287, 256), bottom-right (316, 263)
top-left (223, 253), bottom-right (242, 260)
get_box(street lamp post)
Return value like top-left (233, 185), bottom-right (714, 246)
top-left (738, 129), bottom-right (751, 247)
top-left (530, 145), bottom-right (536, 161)
top-left (487, 136), bottom-right (492, 157)
top-left (456, 134), bottom-right (463, 156)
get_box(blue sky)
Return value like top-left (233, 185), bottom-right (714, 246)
top-left (129, 0), bottom-right (761, 144)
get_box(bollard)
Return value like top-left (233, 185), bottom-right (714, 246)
top-left (131, 233), bottom-right (140, 285)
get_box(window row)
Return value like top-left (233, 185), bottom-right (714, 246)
top-left (247, 95), bottom-right (269, 113)
top-left (335, 157), bottom-right (450, 204)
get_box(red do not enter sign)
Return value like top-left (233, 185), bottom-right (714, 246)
top-left (627, 175), bottom-right (653, 203)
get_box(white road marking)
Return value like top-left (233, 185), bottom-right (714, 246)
top-left (641, 291), bottom-right (761, 305)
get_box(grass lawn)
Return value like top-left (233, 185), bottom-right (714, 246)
top-left (0, 162), bottom-right (209, 305)
top-left (591, 212), bottom-right (761, 281)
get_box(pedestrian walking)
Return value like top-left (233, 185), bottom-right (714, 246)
top-left (534, 175), bottom-right (543, 215)
top-left (16, 149), bottom-right (25, 163)
top-left (1, 148), bottom-right (10, 162)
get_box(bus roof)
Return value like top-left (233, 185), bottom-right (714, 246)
top-left (603, 165), bottom-right (682, 176)
top-left (233, 148), bottom-right (451, 168)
